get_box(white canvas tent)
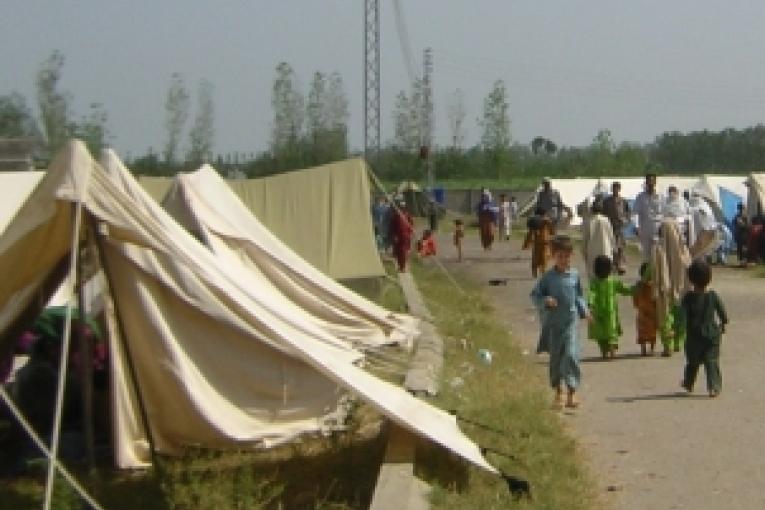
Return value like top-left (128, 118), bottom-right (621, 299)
top-left (0, 141), bottom-right (495, 474)
top-left (158, 163), bottom-right (418, 349)
top-left (0, 171), bottom-right (44, 232)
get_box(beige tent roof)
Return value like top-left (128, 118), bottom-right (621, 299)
top-left (137, 159), bottom-right (384, 280)
top-left (0, 141), bottom-right (494, 474)
top-left (160, 164), bottom-right (417, 349)
top-left (0, 171), bottom-right (44, 232)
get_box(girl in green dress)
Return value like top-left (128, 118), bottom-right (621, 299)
top-left (588, 255), bottom-right (633, 359)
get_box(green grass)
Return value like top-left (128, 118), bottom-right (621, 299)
top-left (410, 259), bottom-right (601, 510)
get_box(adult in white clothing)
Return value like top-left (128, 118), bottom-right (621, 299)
top-left (582, 200), bottom-right (616, 279)
top-left (633, 173), bottom-right (664, 261)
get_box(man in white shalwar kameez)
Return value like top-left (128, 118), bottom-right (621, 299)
top-left (582, 200), bottom-right (616, 279)
top-left (633, 173), bottom-right (664, 261)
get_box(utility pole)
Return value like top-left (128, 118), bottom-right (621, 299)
top-left (363, 0), bottom-right (381, 166)
top-left (421, 47), bottom-right (434, 193)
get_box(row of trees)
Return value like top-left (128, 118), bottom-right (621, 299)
top-left (1, 52), bottom-right (763, 181)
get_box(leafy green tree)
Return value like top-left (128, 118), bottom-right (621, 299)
top-left (0, 92), bottom-right (41, 138)
top-left (325, 71), bottom-right (349, 160)
top-left (447, 88), bottom-right (466, 149)
top-left (187, 79), bottom-right (215, 164)
top-left (36, 50), bottom-right (72, 154)
top-left (72, 102), bottom-right (110, 156)
top-left (270, 62), bottom-right (305, 168)
top-left (305, 71), bottom-right (327, 163)
top-left (164, 72), bottom-right (190, 164)
top-left (478, 79), bottom-right (511, 177)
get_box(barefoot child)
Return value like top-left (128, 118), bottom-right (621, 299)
top-left (679, 260), bottom-right (728, 397)
top-left (453, 219), bottom-right (464, 261)
top-left (587, 255), bottom-right (632, 359)
top-left (632, 262), bottom-right (658, 356)
top-left (531, 236), bottom-right (591, 409)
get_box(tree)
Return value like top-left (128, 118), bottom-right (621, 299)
top-left (325, 71), bottom-right (349, 160)
top-left (478, 80), bottom-right (511, 176)
top-left (270, 62), bottom-right (305, 166)
top-left (592, 129), bottom-right (615, 153)
top-left (0, 92), bottom-right (41, 138)
top-left (187, 79), bottom-right (215, 164)
top-left (72, 102), bottom-right (109, 156)
top-left (305, 71), bottom-right (327, 162)
top-left (390, 78), bottom-right (423, 151)
top-left (447, 89), bottom-right (466, 149)
top-left (531, 136), bottom-right (546, 155)
top-left (544, 139), bottom-right (557, 155)
top-left (36, 50), bottom-right (72, 154)
top-left (164, 72), bottom-right (190, 164)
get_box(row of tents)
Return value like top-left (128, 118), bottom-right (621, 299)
top-left (0, 141), bottom-right (497, 479)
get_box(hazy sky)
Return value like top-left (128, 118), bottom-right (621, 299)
top-left (3, 1), bottom-right (765, 158)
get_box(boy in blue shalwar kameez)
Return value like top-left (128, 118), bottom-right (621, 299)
top-left (531, 236), bottom-right (592, 409)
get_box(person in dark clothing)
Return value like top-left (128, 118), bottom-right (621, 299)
top-left (733, 202), bottom-right (749, 266)
top-left (679, 260), bottom-right (728, 398)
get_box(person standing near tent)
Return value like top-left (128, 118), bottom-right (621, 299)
top-left (634, 173), bottom-right (664, 261)
top-left (390, 201), bottom-right (414, 272)
top-left (581, 200), bottom-right (616, 280)
top-left (476, 189), bottom-right (499, 250)
top-left (733, 202), bottom-right (749, 265)
top-left (536, 178), bottom-right (567, 226)
top-left (372, 195), bottom-right (392, 252)
top-left (499, 193), bottom-right (512, 240)
top-left (603, 181), bottom-right (630, 274)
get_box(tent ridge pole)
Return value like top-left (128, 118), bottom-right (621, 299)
top-left (88, 217), bottom-right (160, 468)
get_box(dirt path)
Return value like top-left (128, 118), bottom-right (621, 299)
top-left (433, 228), bottom-right (765, 509)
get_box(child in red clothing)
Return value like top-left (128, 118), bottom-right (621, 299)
top-left (417, 229), bottom-right (437, 257)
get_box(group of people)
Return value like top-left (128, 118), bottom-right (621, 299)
top-left (475, 189), bottom-right (519, 250)
top-left (371, 194), bottom-right (440, 273)
top-left (530, 173), bottom-right (730, 410)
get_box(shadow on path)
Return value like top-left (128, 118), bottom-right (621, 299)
top-left (606, 393), bottom-right (709, 403)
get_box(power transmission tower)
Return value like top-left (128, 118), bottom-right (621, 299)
top-left (421, 47), bottom-right (434, 192)
top-left (363, 0), bottom-right (381, 165)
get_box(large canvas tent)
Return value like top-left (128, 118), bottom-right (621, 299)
top-left (158, 163), bottom-right (417, 349)
top-left (0, 141), bottom-right (495, 474)
top-left (138, 159), bottom-right (384, 280)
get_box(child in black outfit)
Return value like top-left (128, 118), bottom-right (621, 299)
top-left (679, 260), bottom-right (728, 398)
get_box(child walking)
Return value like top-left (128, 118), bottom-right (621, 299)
top-left (587, 255), bottom-right (632, 359)
top-left (453, 219), bottom-right (465, 262)
top-left (632, 262), bottom-right (658, 356)
top-left (680, 260), bottom-right (728, 397)
top-left (531, 236), bottom-right (591, 409)
top-left (523, 207), bottom-right (555, 278)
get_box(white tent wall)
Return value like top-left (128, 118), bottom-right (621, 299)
top-left (157, 163), bottom-right (417, 349)
top-left (0, 141), bottom-right (495, 474)
top-left (0, 172), bottom-right (44, 233)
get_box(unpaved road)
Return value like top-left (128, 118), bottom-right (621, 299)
top-left (434, 229), bottom-right (765, 509)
